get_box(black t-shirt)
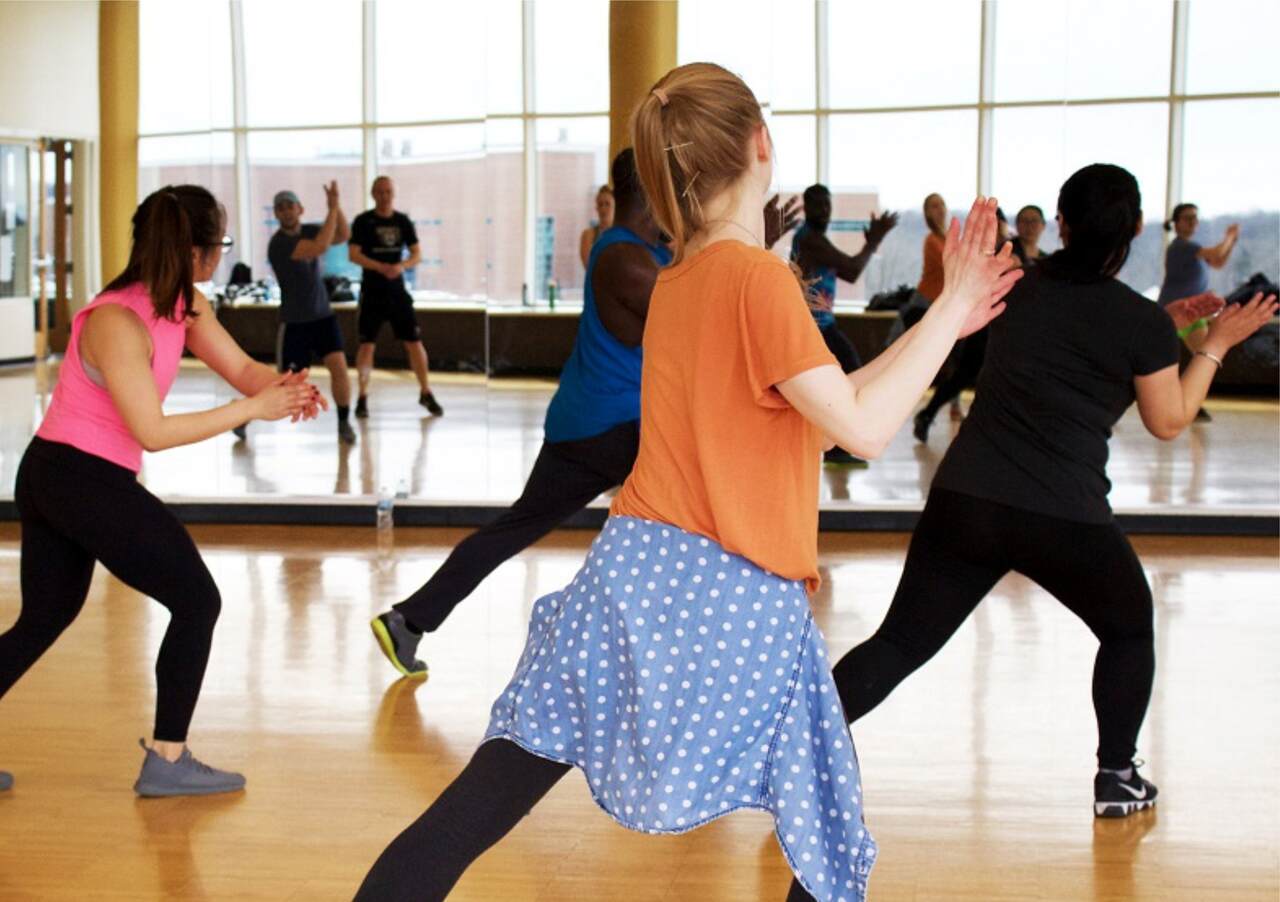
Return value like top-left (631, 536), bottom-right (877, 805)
top-left (268, 224), bottom-right (332, 324)
top-left (932, 268), bottom-right (1180, 523)
top-left (350, 210), bottom-right (418, 301)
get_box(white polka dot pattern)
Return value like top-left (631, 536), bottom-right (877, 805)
top-left (485, 516), bottom-right (877, 901)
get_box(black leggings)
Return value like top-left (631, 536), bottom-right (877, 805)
top-left (832, 488), bottom-right (1154, 770)
top-left (395, 421), bottom-right (639, 633)
top-left (356, 738), bottom-right (818, 901)
top-left (1, 437), bottom-right (222, 742)
top-left (920, 328), bottom-right (988, 422)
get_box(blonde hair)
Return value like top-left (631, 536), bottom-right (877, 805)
top-left (631, 63), bottom-right (765, 264)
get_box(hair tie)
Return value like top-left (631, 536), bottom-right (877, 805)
top-left (664, 142), bottom-right (692, 152)
top-left (681, 171), bottom-right (700, 199)
top-left (652, 87), bottom-right (670, 107)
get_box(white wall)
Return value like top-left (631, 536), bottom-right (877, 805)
top-left (0, 1), bottom-right (99, 140)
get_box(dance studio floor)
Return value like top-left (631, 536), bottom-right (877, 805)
top-left (0, 525), bottom-right (1276, 900)
top-left (1, 359), bottom-right (1277, 519)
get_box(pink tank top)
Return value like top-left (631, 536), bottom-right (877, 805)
top-left (37, 282), bottom-right (188, 472)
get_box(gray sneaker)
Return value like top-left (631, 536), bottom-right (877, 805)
top-left (370, 611), bottom-right (429, 679)
top-left (133, 740), bottom-right (246, 798)
top-left (0, 770), bottom-right (12, 792)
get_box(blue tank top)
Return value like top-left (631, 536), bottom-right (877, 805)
top-left (790, 224), bottom-right (837, 328)
top-left (544, 226), bottom-right (672, 443)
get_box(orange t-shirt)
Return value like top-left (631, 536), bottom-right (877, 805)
top-left (916, 232), bottom-right (946, 302)
top-left (610, 241), bottom-right (837, 594)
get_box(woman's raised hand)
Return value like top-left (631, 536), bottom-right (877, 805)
top-left (941, 197), bottom-right (1024, 335)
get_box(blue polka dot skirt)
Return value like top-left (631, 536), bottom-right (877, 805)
top-left (485, 517), bottom-right (877, 901)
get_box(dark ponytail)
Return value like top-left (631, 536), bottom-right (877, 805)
top-left (1040, 163), bottom-right (1141, 284)
top-left (105, 184), bottom-right (225, 321)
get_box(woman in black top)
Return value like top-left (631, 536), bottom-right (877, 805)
top-left (1009, 204), bottom-right (1049, 266)
top-left (832, 164), bottom-right (1277, 818)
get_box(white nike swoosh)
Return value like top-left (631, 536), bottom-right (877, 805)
top-left (1119, 783), bottom-right (1148, 800)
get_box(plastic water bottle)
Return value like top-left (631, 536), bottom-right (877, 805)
top-left (376, 486), bottom-right (394, 531)
top-left (395, 478), bottom-right (409, 500)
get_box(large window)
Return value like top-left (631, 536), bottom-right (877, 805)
top-left (677, 0), bottom-right (1279, 303)
top-left (138, 0), bottom-right (609, 305)
top-left (139, 1), bottom-right (1279, 304)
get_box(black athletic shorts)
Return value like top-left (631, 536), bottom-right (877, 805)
top-left (279, 315), bottom-right (345, 372)
top-left (358, 287), bottom-right (421, 343)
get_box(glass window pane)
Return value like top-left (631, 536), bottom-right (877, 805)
top-left (534, 1), bottom-right (608, 113)
top-left (992, 104), bottom-right (1169, 295)
top-left (139, 0), bottom-right (232, 132)
top-left (487, 0), bottom-right (524, 114)
top-left (1187, 0), bottom-right (1280, 95)
top-left (242, 1), bottom-right (362, 127)
top-left (485, 119), bottom-right (525, 303)
top-left (994, 0), bottom-right (1171, 102)
top-left (0, 146), bottom-right (31, 299)
top-left (1182, 99), bottom-right (1280, 293)
top-left (376, 124), bottom-right (487, 298)
top-left (677, 0), bottom-right (812, 109)
top-left (678, 0), bottom-right (772, 106)
top-left (376, 2), bottom-right (485, 122)
top-left (828, 4), bottom-right (979, 108)
top-left (828, 111), bottom-right (978, 299)
top-left (536, 116), bottom-right (609, 301)
top-left (138, 133), bottom-right (239, 283)
top-left (769, 114), bottom-right (816, 192)
top-left (247, 129), bottom-right (363, 279)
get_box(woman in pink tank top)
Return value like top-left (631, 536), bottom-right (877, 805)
top-left (1, 185), bottom-right (326, 798)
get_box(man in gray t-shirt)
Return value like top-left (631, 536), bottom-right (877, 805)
top-left (262, 183), bottom-right (356, 444)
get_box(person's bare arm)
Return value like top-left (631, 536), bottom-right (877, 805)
top-left (777, 199), bottom-right (1021, 459)
top-left (333, 205), bottom-right (350, 245)
top-left (349, 243), bottom-right (395, 279)
top-left (579, 228), bottom-right (595, 268)
top-left (80, 304), bottom-right (317, 452)
top-left (291, 181), bottom-right (342, 261)
top-left (1135, 292), bottom-right (1277, 439)
top-left (1198, 224), bottom-right (1239, 269)
top-left (592, 243), bottom-right (661, 348)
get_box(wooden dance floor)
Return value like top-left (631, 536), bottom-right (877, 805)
top-left (0, 525), bottom-right (1276, 900)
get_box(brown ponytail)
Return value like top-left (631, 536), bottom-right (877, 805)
top-left (105, 184), bottom-right (224, 321)
top-left (631, 63), bottom-right (765, 264)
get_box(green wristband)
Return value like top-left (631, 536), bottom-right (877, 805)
top-left (1177, 317), bottom-right (1209, 339)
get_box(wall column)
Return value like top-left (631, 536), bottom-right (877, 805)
top-left (608, 1), bottom-right (677, 163)
top-left (99, 0), bottom-right (138, 281)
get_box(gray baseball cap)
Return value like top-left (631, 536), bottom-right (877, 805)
top-left (273, 190), bottom-right (301, 208)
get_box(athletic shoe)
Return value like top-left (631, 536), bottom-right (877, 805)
top-left (1094, 761), bottom-right (1158, 818)
top-left (0, 770), bottom-right (12, 792)
top-left (232, 424), bottom-right (247, 441)
top-left (338, 420), bottom-right (357, 444)
top-left (420, 392), bottom-right (444, 416)
top-left (355, 396), bottom-right (369, 419)
top-left (823, 448), bottom-right (868, 467)
top-left (1194, 407), bottom-right (1212, 422)
top-left (912, 410), bottom-right (933, 444)
top-left (133, 740), bottom-right (246, 798)
top-left (370, 610), bottom-right (429, 680)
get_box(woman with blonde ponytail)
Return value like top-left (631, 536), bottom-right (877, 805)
top-left (357, 63), bottom-right (1020, 902)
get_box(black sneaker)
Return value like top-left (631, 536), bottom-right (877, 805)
top-left (338, 420), bottom-right (357, 444)
top-left (1094, 761), bottom-right (1158, 818)
top-left (823, 448), bottom-right (868, 467)
top-left (420, 391), bottom-right (444, 416)
top-left (370, 611), bottom-right (429, 680)
top-left (0, 770), bottom-right (12, 792)
top-left (232, 424), bottom-right (247, 441)
top-left (912, 409), bottom-right (932, 444)
top-left (354, 396), bottom-right (369, 419)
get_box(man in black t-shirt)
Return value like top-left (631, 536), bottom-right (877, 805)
top-left (257, 183), bottom-right (355, 444)
top-left (348, 176), bottom-right (443, 417)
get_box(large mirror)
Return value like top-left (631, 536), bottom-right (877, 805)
top-left (2, 0), bottom-right (1276, 526)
